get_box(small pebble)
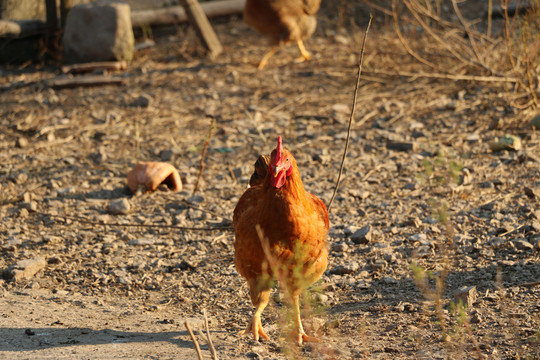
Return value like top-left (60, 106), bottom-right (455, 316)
top-left (329, 262), bottom-right (359, 275)
top-left (132, 93), bottom-right (152, 108)
top-left (512, 239), bottom-right (534, 251)
top-left (107, 198), bottom-right (131, 215)
top-left (159, 149), bottom-right (174, 162)
top-left (128, 238), bottom-right (154, 246)
top-left (351, 225), bottom-right (372, 244)
top-left (17, 137), bottom-right (29, 148)
top-left (454, 285), bottom-right (477, 308)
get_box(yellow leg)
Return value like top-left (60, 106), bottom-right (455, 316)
top-left (292, 294), bottom-right (320, 345)
top-left (257, 47), bottom-right (278, 70)
top-left (295, 40), bottom-right (311, 63)
top-left (239, 281), bottom-right (271, 341)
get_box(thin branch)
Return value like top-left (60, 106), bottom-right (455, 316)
top-left (365, 69), bottom-right (518, 83)
top-left (178, 199), bottom-right (233, 224)
top-left (487, 0), bottom-right (493, 38)
top-left (391, 0), bottom-right (439, 70)
top-left (450, 0), bottom-right (487, 69)
top-left (193, 119), bottom-right (216, 195)
top-left (361, 0), bottom-right (393, 16)
top-left (402, 0), bottom-right (480, 70)
top-left (502, 0), bottom-right (536, 107)
top-left (185, 321), bottom-right (204, 360)
top-left (42, 212), bottom-right (233, 232)
top-left (203, 309), bottom-right (219, 360)
top-left (463, 319), bottom-right (484, 360)
top-left (327, 14), bottom-right (373, 212)
top-left (407, 0), bottom-right (495, 43)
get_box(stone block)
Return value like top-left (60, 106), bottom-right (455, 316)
top-left (63, 0), bottom-right (134, 63)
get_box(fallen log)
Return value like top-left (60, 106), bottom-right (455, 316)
top-left (131, 0), bottom-right (245, 27)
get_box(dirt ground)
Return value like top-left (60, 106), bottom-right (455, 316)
top-left (0, 2), bottom-right (539, 359)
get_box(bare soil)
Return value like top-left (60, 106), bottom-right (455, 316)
top-left (0, 3), bottom-right (539, 359)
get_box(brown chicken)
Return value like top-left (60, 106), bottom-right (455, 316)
top-left (243, 0), bottom-right (322, 69)
top-left (233, 136), bottom-right (329, 345)
top-left (248, 154), bottom-right (270, 187)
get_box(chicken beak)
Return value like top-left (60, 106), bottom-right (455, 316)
top-left (273, 164), bottom-right (283, 177)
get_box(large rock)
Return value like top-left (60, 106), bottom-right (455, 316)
top-left (63, 0), bottom-right (134, 63)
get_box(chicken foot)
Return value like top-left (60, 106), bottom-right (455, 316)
top-left (256, 40), bottom-right (311, 69)
top-left (257, 47), bottom-right (279, 70)
top-left (294, 39), bottom-right (311, 63)
top-left (239, 284), bottom-right (271, 341)
top-left (292, 294), bottom-right (320, 345)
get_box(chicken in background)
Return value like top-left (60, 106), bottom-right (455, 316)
top-left (243, 0), bottom-right (322, 69)
top-left (233, 136), bottom-right (329, 345)
top-left (248, 154), bottom-right (270, 187)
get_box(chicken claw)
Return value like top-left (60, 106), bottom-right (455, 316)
top-left (238, 313), bottom-right (270, 342)
top-left (297, 329), bottom-right (321, 345)
top-left (127, 161), bottom-right (182, 195)
top-left (295, 39), bottom-right (311, 63)
top-left (293, 294), bottom-right (320, 345)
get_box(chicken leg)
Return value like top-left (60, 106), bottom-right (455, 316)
top-left (257, 47), bottom-right (279, 70)
top-left (292, 294), bottom-right (320, 345)
top-left (295, 39), bottom-right (311, 63)
top-left (239, 280), bottom-right (271, 341)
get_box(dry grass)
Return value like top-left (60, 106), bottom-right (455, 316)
top-left (353, 0), bottom-right (540, 110)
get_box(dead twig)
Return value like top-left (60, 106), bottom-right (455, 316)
top-left (502, 0), bottom-right (538, 108)
top-left (184, 320), bottom-right (204, 360)
top-left (463, 318), bottom-right (484, 360)
top-left (42, 212), bottom-right (233, 232)
top-left (47, 75), bottom-right (125, 89)
top-left (487, 0), bottom-right (493, 38)
top-left (193, 119), bottom-right (216, 194)
top-left (203, 309), bottom-right (218, 360)
top-left (61, 61), bottom-right (128, 74)
top-left (391, 0), bottom-right (439, 70)
top-left (327, 14), bottom-right (373, 212)
top-left (402, 0), bottom-right (481, 71)
top-left (365, 69), bottom-right (518, 83)
top-left (450, 0), bottom-right (489, 71)
top-left (179, 199), bottom-right (233, 224)
top-left (362, 0), bottom-right (393, 16)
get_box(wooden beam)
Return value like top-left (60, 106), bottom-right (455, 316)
top-left (0, 20), bottom-right (47, 37)
top-left (178, 0), bottom-right (223, 58)
top-left (131, 0), bottom-right (245, 27)
top-left (1, 0), bottom-right (245, 38)
top-left (45, 0), bottom-right (58, 34)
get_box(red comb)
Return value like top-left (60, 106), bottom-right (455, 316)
top-left (275, 136), bottom-right (283, 163)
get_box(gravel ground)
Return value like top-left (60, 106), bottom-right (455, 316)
top-left (0, 3), bottom-right (539, 359)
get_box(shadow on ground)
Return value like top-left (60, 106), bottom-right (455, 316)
top-left (0, 327), bottom-right (196, 352)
